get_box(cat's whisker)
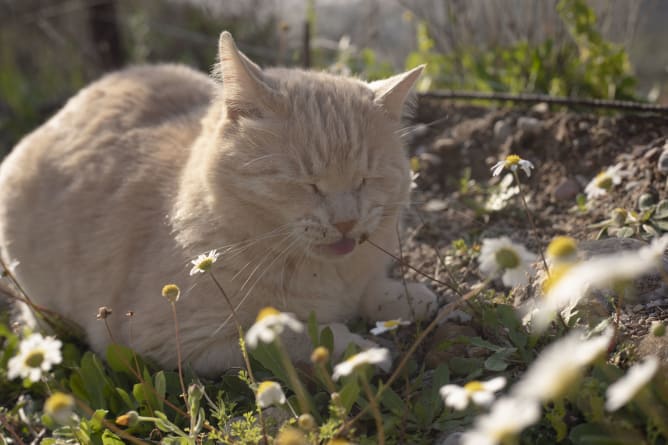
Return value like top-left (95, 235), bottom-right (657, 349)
top-left (240, 153), bottom-right (289, 169)
top-left (237, 234), bottom-right (295, 293)
top-left (211, 235), bottom-right (302, 337)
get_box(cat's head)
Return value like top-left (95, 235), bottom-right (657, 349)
top-left (213, 32), bottom-right (423, 260)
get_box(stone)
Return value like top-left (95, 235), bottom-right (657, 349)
top-left (553, 178), bottom-right (580, 201)
top-left (637, 332), bottom-right (668, 362)
top-left (493, 119), bottom-right (512, 143)
top-left (424, 199), bottom-right (448, 212)
top-left (425, 322), bottom-right (478, 367)
top-left (517, 116), bottom-right (542, 135)
top-left (658, 149), bottom-right (668, 174)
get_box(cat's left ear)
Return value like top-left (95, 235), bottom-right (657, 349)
top-left (369, 65), bottom-right (425, 121)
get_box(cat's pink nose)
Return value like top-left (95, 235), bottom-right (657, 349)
top-left (333, 219), bottom-right (357, 235)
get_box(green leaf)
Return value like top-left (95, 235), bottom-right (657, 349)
top-left (89, 409), bottom-right (108, 433)
top-left (653, 200), bottom-right (668, 219)
top-left (319, 327), bottom-right (334, 354)
top-left (248, 342), bottom-right (290, 384)
top-left (484, 348), bottom-right (516, 371)
top-left (338, 378), bottom-right (361, 413)
top-left (615, 226), bottom-right (634, 238)
top-left (448, 357), bottom-right (484, 378)
top-left (115, 387), bottom-right (136, 411)
top-left (153, 371), bottom-right (166, 411)
top-left (467, 337), bottom-right (504, 352)
top-left (569, 422), bottom-right (637, 445)
top-left (106, 344), bottom-right (142, 376)
top-left (101, 430), bottom-right (125, 445)
top-left (652, 220), bottom-right (668, 232)
top-left (379, 386), bottom-right (406, 415)
top-left (307, 311), bottom-right (319, 348)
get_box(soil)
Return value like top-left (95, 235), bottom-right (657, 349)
top-left (399, 97), bottom-right (668, 360)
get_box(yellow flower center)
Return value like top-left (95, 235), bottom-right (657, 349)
top-left (44, 392), bottom-right (74, 415)
top-left (257, 381), bottom-right (278, 396)
top-left (594, 172), bottom-right (613, 190)
top-left (464, 381), bottom-right (484, 393)
top-left (495, 248), bottom-right (520, 269)
top-left (161, 284), bottom-right (180, 303)
top-left (541, 263), bottom-right (574, 294)
top-left (311, 346), bottom-right (330, 365)
top-left (383, 320), bottom-right (400, 328)
top-left (196, 257), bottom-right (214, 271)
top-left (410, 156), bottom-right (420, 172)
top-left (25, 350), bottom-right (45, 368)
top-left (504, 154), bottom-right (521, 166)
top-left (611, 208), bottom-right (628, 226)
top-left (546, 236), bottom-right (577, 259)
top-left (256, 306), bottom-right (280, 322)
top-left (276, 427), bottom-right (309, 445)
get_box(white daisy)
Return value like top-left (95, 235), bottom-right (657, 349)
top-left (461, 397), bottom-right (541, 445)
top-left (478, 237), bottom-right (537, 287)
top-left (545, 236), bottom-right (578, 264)
top-left (44, 392), bottom-right (76, 425)
top-left (370, 319), bottom-right (410, 336)
top-left (585, 164), bottom-right (624, 200)
top-left (245, 307), bottom-right (304, 348)
top-left (332, 348), bottom-right (391, 381)
top-left (606, 356), bottom-right (659, 411)
top-left (533, 235), bottom-right (668, 332)
top-left (8, 333), bottom-right (63, 382)
top-left (256, 381), bottom-right (286, 408)
top-left (512, 329), bottom-right (612, 402)
top-left (490, 154), bottom-right (534, 178)
top-left (440, 376), bottom-right (506, 410)
top-left (189, 249), bottom-right (220, 275)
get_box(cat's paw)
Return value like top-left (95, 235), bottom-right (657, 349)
top-left (324, 323), bottom-right (378, 360)
top-left (362, 279), bottom-right (438, 322)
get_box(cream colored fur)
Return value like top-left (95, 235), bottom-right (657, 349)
top-left (0, 32), bottom-right (436, 376)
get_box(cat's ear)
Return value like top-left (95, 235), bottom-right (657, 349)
top-left (369, 65), bottom-right (425, 120)
top-left (217, 31), bottom-right (276, 120)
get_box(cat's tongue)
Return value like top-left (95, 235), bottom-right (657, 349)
top-left (325, 237), bottom-right (356, 255)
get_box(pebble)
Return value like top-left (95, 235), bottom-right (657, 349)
top-left (553, 178), bottom-right (580, 201)
top-left (424, 199), bottom-right (448, 212)
top-left (517, 116), bottom-right (542, 135)
top-left (493, 119), bottom-right (512, 142)
top-left (632, 304), bottom-right (645, 313)
top-left (658, 149), bottom-right (668, 174)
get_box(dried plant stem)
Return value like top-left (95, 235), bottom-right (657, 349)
top-left (208, 271), bottom-right (268, 441)
top-left (361, 377), bottom-right (385, 445)
top-left (0, 412), bottom-right (25, 445)
top-left (395, 223), bottom-right (416, 320)
top-left (365, 238), bottom-right (460, 294)
top-left (170, 302), bottom-right (187, 400)
top-left (338, 281), bottom-right (489, 435)
top-left (513, 171), bottom-right (549, 274)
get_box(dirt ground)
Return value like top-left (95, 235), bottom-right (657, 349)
top-left (398, 97), bottom-right (668, 359)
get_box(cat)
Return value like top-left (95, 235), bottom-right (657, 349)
top-left (0, 31), bottom-right (436, 377)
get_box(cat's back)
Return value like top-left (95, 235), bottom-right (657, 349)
top-left (0, 64), bottom-right (214, 318)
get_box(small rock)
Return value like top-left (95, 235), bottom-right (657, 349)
top-left (632, 304), bottom-right (645, 313)
top-left (425, 322), bottom-right (478, 367)
top-left (637, 332), bottom-right (668, 362)
top-left (424, 199), bottom-right (448, 212)
top-left (435, 431), bottom-right (464, 445)
top-left (658, 149), bottom-right (668, 174)
top-left (517, 116), bottom-right (542, 135)
top-left (493, 119), bottom-right (512, 142)
top-left (419, 152), bottom-right (442, 166)
top-left (643, 146), bottom-right (659, 161)
top-left (553, 178), bottom-right (580, 201)
top-left (531, 102), bottom-right (549, 113)
top-left (434, 137), bottom-right (457, 151)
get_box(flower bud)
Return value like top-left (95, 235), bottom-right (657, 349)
top-left (161, 284), bottom-right (181, 303)
top-left (310, 346), bottom-right (330, 365)
top-left (298, 413), bottom-right (316, 430)
top-left (115, 410), bottom-right (139, 427)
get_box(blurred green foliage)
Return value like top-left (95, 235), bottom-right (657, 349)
top-left (405, 0), bottom-right (636, 100)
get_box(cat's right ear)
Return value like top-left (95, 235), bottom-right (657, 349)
top-left (217, 31), bottom-right (276, 121)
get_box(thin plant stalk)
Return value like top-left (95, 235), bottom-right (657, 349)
top-left (275, 338), bottom-right (315, 416)
top-left (170, 302), bottom-right (187, 400)
top-left (512, 170), bottom-right (549, 274)
top-left (208, 271), bottom-right (268, 442)
top-left (338, 281), bottom-right (489, 435)
top-left (361, 377), bottom-right (385, 445)
top-left (364, 237), bottom-right (460, 294)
